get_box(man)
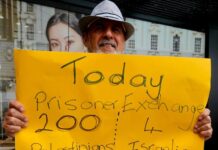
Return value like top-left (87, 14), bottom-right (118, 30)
top-left (79, 0), bottom-right (134, 54)
top-left (3, 0), bottom-right (212, 140)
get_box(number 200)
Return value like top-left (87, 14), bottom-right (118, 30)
top-left (35, 113), bottom-right (101, 133)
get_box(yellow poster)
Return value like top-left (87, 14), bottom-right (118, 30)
top-left (15, 49), bottom-right (210, 150)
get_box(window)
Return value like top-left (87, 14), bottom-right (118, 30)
top-left (0, 1), bottom-right (3, 19)
top-left (128, 39), bottom-right (135, 49)
top-left (151, 35), bottom-right (158, 50)
top-left (0, 1), bottom-right (5, 39)
top-left (27, 4), bottom-right (34, 13)
top-left (173, 34), bottom-right (180, 52)
top-left (194, 38), bottom-right (201, 53)
top-left (27, 24), bottom-right (34, 40)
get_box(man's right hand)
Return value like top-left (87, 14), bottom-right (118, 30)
top-left (3, 100), bottom-right (28, 137)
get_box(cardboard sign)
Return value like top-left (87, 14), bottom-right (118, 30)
top-left (15, 49), bottom-right (210, 150)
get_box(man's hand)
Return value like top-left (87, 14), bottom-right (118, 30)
top-left (194, 108), bottom-right (213, 140)
top-left (3, 100), bottom-right (28, 137)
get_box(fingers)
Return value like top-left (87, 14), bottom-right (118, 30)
top-left (199, 128), bottom-right (213, 141)
top-left (194, 108), bottom-right (213, 140)
top-left (3, 124), bottom-right (22, 138)
top-left (9, 100), bottom-right (25, 112)
top-left (3, 100), bottom-right (28, 137)
top-left (194, 113), bottom-right (211, 129)
top-left (6, 107), bottom-right (28, 123)
top-left (4, 112), bottom-right (27, 128)
top-left (198, 108), bottom-right (210, 121)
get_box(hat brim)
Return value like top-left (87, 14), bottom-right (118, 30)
top-left (79, 16), bottom-right (134, 40)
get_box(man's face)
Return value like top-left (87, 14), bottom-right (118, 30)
top-left (83, 19), bottom-right (126, 53)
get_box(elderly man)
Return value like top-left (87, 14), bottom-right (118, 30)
top-left (79, 0), bottom-right (134, 54)
top-left (3, 0), bottom-right (212, 140)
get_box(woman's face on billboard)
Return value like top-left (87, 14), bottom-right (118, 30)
top-left (48, 22), bottom-right (85, 52)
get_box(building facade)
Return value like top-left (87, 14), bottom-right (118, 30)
top-left (125, 18), bottom-right (205, 57)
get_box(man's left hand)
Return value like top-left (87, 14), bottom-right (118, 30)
top-left (194, 108), bottom-right (213, 140)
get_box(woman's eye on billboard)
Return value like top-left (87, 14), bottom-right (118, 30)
top-left (46, 12), bottom-right (87, 52)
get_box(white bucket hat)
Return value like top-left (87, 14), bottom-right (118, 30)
top-left (79, 0), bottom-right (134, 40)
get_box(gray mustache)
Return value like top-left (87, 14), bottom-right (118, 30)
top-left (99, 39), bottom-right (117, 48)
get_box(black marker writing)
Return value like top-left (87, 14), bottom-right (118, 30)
top-left (146, 75), bottom-right (164, 101)
top-left (61, 56), bottom-right (86, 84)
top-left (144, 117), bottom-right (162, 133)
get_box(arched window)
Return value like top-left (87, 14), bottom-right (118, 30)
top-left (194, 38), bottom-right (201, 53)
top-left (173, 34), bottom-right (180, 52)
top-left (27, 24), bottom-right (34, 40)
top-left (151, 34), bottom-right (158, 50)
